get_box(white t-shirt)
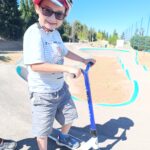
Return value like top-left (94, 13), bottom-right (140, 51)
top-left (23, 23), bottom-right (68, 93)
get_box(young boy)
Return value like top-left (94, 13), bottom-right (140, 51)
top-left (23, 0), bottom-right (96, 150)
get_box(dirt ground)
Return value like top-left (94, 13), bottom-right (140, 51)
top-left (1, 42), bottom-right (150, 104)
top-left (138, 51), bottom-right (150, 70)
top-left (65, 54), bottom-right (133, 104)
top-left (0, 52), bottom-right (23, 64)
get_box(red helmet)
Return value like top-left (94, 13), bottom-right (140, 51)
top-left (33, 0), bottom-right (72, 11)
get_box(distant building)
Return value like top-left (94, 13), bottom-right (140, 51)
top-left (100, 40), bottom-right (109, 48)
top-left (116, 40), bottom-right (124, 48)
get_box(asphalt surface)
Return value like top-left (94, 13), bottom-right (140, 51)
top-left (1, 49), bottom-right (150, 150)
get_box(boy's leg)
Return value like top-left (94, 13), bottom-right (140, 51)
top-left (61, 123), bottom-right (72, 134)
top-left (0, 138), bottom-right (2, 144)
top-left (55, 84), bottom-right (79, 148)
top-left (37, 137), bottom-right (47, 150)
top-left (30, 92), bottom-right (59, 150)
top-left (56, 83), bottom-right (78, 129)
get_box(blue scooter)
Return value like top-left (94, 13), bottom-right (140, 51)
top-left (78, 62), bottom-right (100, 150)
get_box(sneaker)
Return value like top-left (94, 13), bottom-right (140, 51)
top-left (57, 133), bottom-right (80, 149)
top-left (0, 139), bottom-right (17, 150)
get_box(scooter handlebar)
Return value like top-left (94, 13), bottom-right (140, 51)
top-left (85, 62), bottom-right (94, 72)
top-left (70, 62), bottom-right (93, 78)
top-left (81, 62), bottom-right (94, 74)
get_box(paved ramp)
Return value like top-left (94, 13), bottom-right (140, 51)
top-left (0, 53), bottom-right (150, 150)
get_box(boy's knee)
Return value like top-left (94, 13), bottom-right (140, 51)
top-left (36, 136), bottom-right (47, 141)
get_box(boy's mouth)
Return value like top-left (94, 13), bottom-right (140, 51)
top-left (46, 20), bottom-right (57, 26)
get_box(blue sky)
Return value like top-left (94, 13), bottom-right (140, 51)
top-left (18, 0), bottom-right (150, 35)
top-left (66, 0), bottom-right (150, 35)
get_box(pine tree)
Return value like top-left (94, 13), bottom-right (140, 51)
top-left (20, 0), bottom-right (38, 32)
top-left (58, 20), bottom-right (72, 42)
top-left (0, 0), bottom-right (22, 40)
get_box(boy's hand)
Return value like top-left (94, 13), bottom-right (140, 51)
top-left (82, 58), bottom-right (96, 66)
top-left (68, 67), bottom-right (81, 78)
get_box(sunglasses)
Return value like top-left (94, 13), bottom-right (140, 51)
top-left (66, 0), bottom-right (73, 5)
top-left (41, 7), bottom-right (66, 20)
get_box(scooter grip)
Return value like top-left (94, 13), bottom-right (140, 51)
top-left (70, 73), bottom-right (76, 78)
top-left (88, 61), bottom-right (94, 66)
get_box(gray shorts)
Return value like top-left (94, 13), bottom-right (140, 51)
top-left (30, 83), bottom-right (78, 137)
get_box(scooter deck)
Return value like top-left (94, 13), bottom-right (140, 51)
top-left (48, 129), bottom-right (81, 150)
top-left (16, 65), bottom-right (28, 81)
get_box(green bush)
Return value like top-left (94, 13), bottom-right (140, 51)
top-left (130, 35), bottom-right (150, 51)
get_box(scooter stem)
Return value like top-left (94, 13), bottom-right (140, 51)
top-left (82, 62), bottom-right (97, 137)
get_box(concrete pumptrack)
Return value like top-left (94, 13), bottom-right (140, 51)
top-left (0, 48), bottom-right (150, 150)
top-left (72, 48), bottom-right (142, 107)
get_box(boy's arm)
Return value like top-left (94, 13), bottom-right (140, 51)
top-left (65, 50), bottom-right (96, 65)
top-left (30, 63), bottom-right (82, 78)
top-left (31, 63), bottom-right (73, 73)
top-left (65, 50), bottom-right (85, 63)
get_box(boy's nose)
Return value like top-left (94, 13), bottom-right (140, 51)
top-left (49, 13), bottom-right (57, 20)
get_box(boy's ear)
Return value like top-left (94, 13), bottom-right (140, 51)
top-left (34, 4), bottom-right (40, 14)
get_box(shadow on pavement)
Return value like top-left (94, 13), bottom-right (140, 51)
top-left (17, 137), bottom-right (70, 150)
top-left (16, 117), bottom-right (134, 150)
top-left (70, 117), bottom-right (134, 150)
top-left (16, 138), bottom-right (38, 150)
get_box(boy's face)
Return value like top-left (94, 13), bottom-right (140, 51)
top-left (35, 0), bottom-right (66, 31)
